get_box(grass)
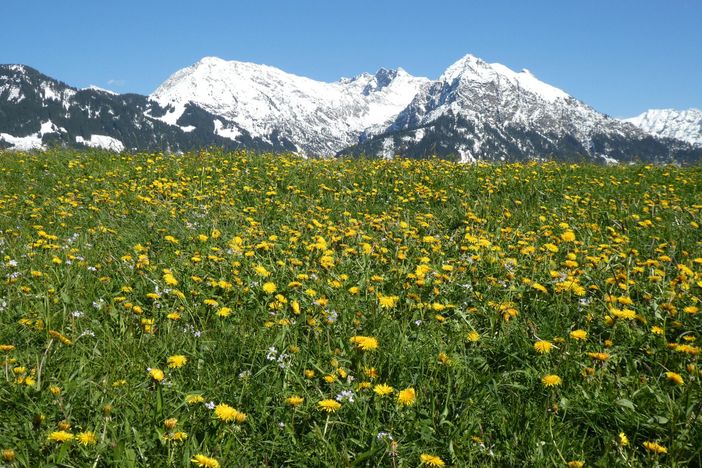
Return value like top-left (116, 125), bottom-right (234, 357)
top-left (0, 149), bottom-right (701, 466)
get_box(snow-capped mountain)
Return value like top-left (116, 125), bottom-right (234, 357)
top-left (342, 54), bottom-right (700, 164)
top-left (622, 109), bottom-right (702, 147)
top-left (1, 56), bottom-right (700, 164)
top-left (0, 64), bottom-right (286, 153)
top-left (150, 57), bottom-right (430, 154)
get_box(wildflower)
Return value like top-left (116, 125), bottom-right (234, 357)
top-left (567, 462), bottom-right (584, 468)
top-left (643, 441), bottom-right (667, 454)
top-left (0, 345), bottom-right (15, 352)
top-left (191, 454), bottom-right (220, 468)
top-left (186, 394), bottom-right (205, 405)
top-left (286, 396), bottom-right (304, 407)
top-left (610, 308), bottom-right (636, 320)
top-left (378, 295), bottom-right (399, 309)
top-left (373, 383), bottom-right (394, 396)
top-left (350, 335), bottom-right (379, 351)
top-left (262, 282), bottom-right (277, 294)
top-left (214, 403), bottom-right (245, 423)
top-left (561, 231), bottom-right (576, 242)
top-left (534, 340), bottom-right (553, 354)
top-left (170, 431), bottom-right (188, 442)
top-left (216, 307), bottom-right (231, 317)
top-left (570, 329), bottom-right (587, 341)
top-left (587, 352), bottom-right (610, 361)
top-left (164, 418), bottom-right (178, 430)
top-left (674, 344), bottom-right (699, 355)
top-left (167, 355), bottom-right (188, 369)
top-left (335, 390), bottom-right (355, 403)
top-left (420, 453), bottom-right (445, 466)
top-left (163, 272), bottom-right (178, 286)
top-left (48, 431), bottom-right (74, 442)
top-left (467, 331), bottom-right (481, 342)
top-left (541, 374), bottom-right (562, 388)
top-left (618, 432), bottom-right (629, 446)
top-left (318, 399), bottom-right (342, 413)
top-left (2, 449), bottom-right (15, 462)
top-left (149, 368), bottom-right (165, 382)
top-left (49, 385), bottom-right (61, 396)
top-left (76, 431), bottom-right (97, 445)
top-left (665, 371), bottom-right (684, 385)
top-left (397, 387), bottom-right (416, 406)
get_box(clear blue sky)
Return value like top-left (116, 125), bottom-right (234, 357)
top-left (2, 0), bottom-right (700, 117)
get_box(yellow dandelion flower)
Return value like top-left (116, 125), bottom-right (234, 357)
top-left (214, 403), bottom-right (243, 422)
top-left (420, 453), bottom-right (445, 466)
top-left (378, 295), bottom-right (399, 309)
top-left (2, 449), bottom-right (15, 462)
top-left (167, 355), bottom-right (188, 369)
top-left (286, 396), bottom-right (304, 407)
top-left (149, 368), bottom-right (165, 382)
top-left (561, 231), bottom-right (576, 242)
top-left (186, 394), bottom-right (205, 405)
top-left (665, 371), bottom-right (684, 385)
top-left (318, 399), bottom-right (342, 412)
top-left (163, 272), bottom-right (178, 286)
top-left (397, 387), bottom-right (416, 406)
top-left (570, 329), bottom-right (587, 341)
top-left (534, 340), bottom-right (553, 354)
top-left (567, 462), bottom-right (584, 468)
top-left (373, 383), bottom-right (394, 396)
top-left (618, 432), bottom-right (629, 446)
top-left (541, 374), bottom-right (562, 388)
top-left (349, 335), bottom-right (379, 351)
top-left (76, 431), bottom-right (96, 446)
top-left (262, 282), bottom-right (277, 294)
top-left (48, 431), bottom-right (74, 442)
top-left (643, 441), bottom-right (667, 454)
top-left (191, 454), bottom-right (220, 468)
top-left (587, 352), bottom-right (610, 361)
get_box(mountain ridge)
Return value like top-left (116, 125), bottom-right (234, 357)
top-left (1, 56), bottom-right (700, 164)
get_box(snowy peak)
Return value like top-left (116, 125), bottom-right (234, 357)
top-left (439, 54), bottom-right (570, 103)
top-left (622, 108), bottom-right (702, 146)
top-left (150, 56), bottom-right (429, 154)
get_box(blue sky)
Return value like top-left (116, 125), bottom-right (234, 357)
top-left (2, 0), bottom-right (700, 117)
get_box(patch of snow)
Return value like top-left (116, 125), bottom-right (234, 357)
top-left (597, 154), bottom-right (619, 165)
top-left (84, 85), bottom-right (118, 95)
top-left (39, 120), bottom-right (65, 136)
top-left (380, 137), bottom-right (395, 160)
top-left (213, 119), bottom-right (240, 140)
top-left (75, 135), bottom-right (124, 152)
top-left (0, 133), bottom-right (43, 150)
top-left (180, 125), bottom-right (196, 133)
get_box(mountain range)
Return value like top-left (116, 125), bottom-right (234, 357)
top-left (1, 55), bottom-right (700, 163)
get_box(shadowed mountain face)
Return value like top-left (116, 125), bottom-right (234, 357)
top-left (1, 57), bottom-right (700, 164)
